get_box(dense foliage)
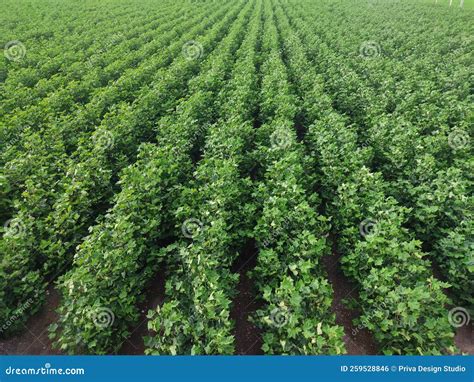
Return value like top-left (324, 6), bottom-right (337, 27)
top-left (1, 0), bottom-right (471, 355)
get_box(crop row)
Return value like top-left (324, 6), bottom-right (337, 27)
top-left (0, 0), bottom-right (244, 338)
top-left (0, 2), bottom-right (211, 167)
top-left (1, 2), bottom-right (157, 92)
top-left (0, 1), bottom-right (181, 85)
top-left (0, 0), bottom-right (216, 225)
top-left (279, 0), bottom-right (458, 354)
top-left (284, 0), bottom-right (472, 308)
top-left (244, 0), bottom-right (345, 355)
top-left (145, 0), bottom-right (262, 355)
top-left (49, 0), bottom-right (255, 354)
top-left (1, 0), bottom-right (470, 355)
top-left (0, 4), bottom-right (177, 114)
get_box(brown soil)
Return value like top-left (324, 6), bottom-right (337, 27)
top-left (0, 256), bottom-right (471, 355)
top-left (118, 268), bottom-right (167, 355)
top-left (324, 249), bottom-right (474, 355)
top-left (230, 240), bottom-right (263, 355)
top-left (455, 322), bottom-right (474, 354)
top-left (322, 250), bottom-right (379, 355)
top-left (294, 116), bottom-right (306, 142)
top-left (0, 285), bottom-right (62, 355)
top-left (0, 269), bottom-right (167, 356)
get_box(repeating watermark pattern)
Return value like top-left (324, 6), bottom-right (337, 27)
top-left (181, 218), bottom-right (203, 239)
top-left (4, 40), bottom-right (26, 62)
top-left (182, 40), bottom-right (203, 60)
top-left (0, 297), bottom-right (35, 335)
top-left (269, 307), bottom-right (290, 328)
top-left (1, 125), bottom-right (31, 151)
top-left (270, 128), bottom-right (292, 150)
top-left (359, 41), bottom-right (381, 58)
top-left (359, 218), bottom-right (378, 237)
top-left (448, 307), bottom-right (470, 328)
top-left (3, 218), bottom-right (25, 238)
top-left (92, 129), bottom-right (115, 150)
top-left (448, 129), bottom-right (470, 150)
top-left (90, 307), bottom-right (115, 329)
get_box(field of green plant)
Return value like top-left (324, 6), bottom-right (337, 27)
top-left (0, 0), bottom-right (472, 356)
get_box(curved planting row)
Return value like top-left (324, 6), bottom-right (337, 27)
top-left (285, 0), bottom-right (470, 129)
top-left (285, 0), bottom-right (470, 166)
top-left (343, 71), bottom-right (472, 308)
top-left (49, 0), bottom-right (255, 354)
top-left (0, 1), bottom-right (217, 223)
top-left (279, 0), bottom-right (458, 355)
top-left (1, 2), bottom-right (149, 93)
top-left (1, 3), bottom-right (185, 123)
top-left (246, 0), bottom-right (345, 355)
top-left (0, 4), bottom-right (177, 116)
top-left (0, 1), bottom-right (180, 92)
top-left (0, 3), bottom-right (210, 167)
top-left (145, 0), bottom-right (262, 355)
top-left (0, 0), bottom-right (245, 338)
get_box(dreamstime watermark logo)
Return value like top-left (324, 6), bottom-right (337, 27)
top-left (359, 41), bottom-right (381, 58)
top-left (0, 297), bottom-right (35, 334)
top-left (359, 218), bottom-right (378, 237)
top-left (448, 307), bottom-right (470, 328)
top-left (181, 218), bottom-right (203, 239)
top-left (92, 129), bottom-right (115, 149)
top-left (90, 307), bottom-right (115, 329)
top-left (5, 363), bottom-right (85, 376)
top-left (3, 218), bottom-right (25, 238)
top-left (182, 40), bottom-right (203, 60)
top-left (270, 128), bottom-right (292, 150)
top-left (4, 40), bottom-right (26, 62)
top-left (448, 130), bottom-right (470, 150)
top-left (269, 307), bottom-right (290, 328)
